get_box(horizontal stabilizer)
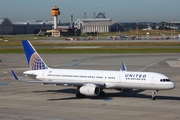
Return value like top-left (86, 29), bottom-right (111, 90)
top-left (11, 70), bottom-right (19, 80)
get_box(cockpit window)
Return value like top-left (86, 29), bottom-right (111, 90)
top-left (160, 79), bottom-right (171, 82)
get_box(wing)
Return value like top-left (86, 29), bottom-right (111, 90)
top-left (27, 81), bottom-right (106, 87)
top-left (137, 58), bottom-right (167, 71)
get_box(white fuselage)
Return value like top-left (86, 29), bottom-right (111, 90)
top-left (24, 68), bottom-right (175, 90)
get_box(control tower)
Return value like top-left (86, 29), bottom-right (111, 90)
top-left (51, 5), bottom-right (60, 29)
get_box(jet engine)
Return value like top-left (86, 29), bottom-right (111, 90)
top-left (79, 84), bottom-right (100, 96)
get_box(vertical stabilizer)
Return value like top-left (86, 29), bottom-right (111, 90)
top-left (22, 40), bottom-right (48, 70)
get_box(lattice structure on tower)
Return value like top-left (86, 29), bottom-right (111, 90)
top-left (95, 12), bottom-right (106, 19)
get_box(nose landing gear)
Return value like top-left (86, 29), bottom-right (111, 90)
top-left (151, 90), bottom-right (158, 100)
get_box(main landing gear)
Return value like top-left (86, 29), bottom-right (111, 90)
top-left (99, 89), bottom-right (105, 96)
top-left (76, 92), bottom-right (86, 98)
top-left (151, 90), bottom-right (158, 100)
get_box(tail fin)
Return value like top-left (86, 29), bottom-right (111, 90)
top-left (122, 62), bottom-right (127, 71)
top-left (22, 40), bottom-right (48, 70)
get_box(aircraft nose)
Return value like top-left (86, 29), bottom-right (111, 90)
top-left (172, 83), bottom-right (176, 89)
top-left (169, 82), bottom-right (175, 89)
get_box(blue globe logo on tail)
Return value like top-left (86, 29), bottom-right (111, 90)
top-left (30, 52), bottom-right (48, 70)
top-left (22, 40), bottom-right (48, 70)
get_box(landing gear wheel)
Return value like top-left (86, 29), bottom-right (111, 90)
top-left (76, 93), bottom-right (86, 98)
top-left (151, 96), bottom-right (156, 100)
top-left (99, 91), bottom-right (105, 96)
top-left (151, 90), bottom-right (158, 100)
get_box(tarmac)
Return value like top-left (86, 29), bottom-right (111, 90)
top-left (0, 53), bottom-right (180, 120)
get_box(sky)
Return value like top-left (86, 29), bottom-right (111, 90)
top-left (0, 0), bottom-right (180, 23)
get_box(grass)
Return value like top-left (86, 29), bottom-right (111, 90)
top-left (1, 30), bottom-right (180, 53)
top-left (1, 30), bottom-right (180, 41)
top-left (99, 30), bottom-right (180, 36)
top-left (1, 40), bottom-right (180, 47)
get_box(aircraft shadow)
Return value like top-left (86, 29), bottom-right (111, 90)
top-left (33, 88), bottom-right (180, 101)
top-left (33, 88), bottom-right (76, 94)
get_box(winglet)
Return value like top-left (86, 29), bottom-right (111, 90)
top-left (122, 62), bottom-right (127, 71)
top-left (11, 70), bottom-right (19, 80)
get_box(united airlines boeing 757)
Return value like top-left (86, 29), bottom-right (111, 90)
top-left (14, 40), bottom-right (175, 100)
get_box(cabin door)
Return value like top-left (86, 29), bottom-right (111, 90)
top-left (119, 75), bottom-right (125, 83)
top-left (151, 77), bottom-right (154, 84)
top-left (41, 71), bottom-right (46, 80)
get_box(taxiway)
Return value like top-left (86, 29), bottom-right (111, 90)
top-left (0, 53), bottom-right (180, 120)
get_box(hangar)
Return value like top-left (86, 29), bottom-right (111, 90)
top-left (0, 18), bottom-right (13, 35)
top-left (13, 21), bottom-right (52, 34)
top-left (74, 12), bottom-right (123, 33)
top-left (0, 18), bottom-right (53, 35)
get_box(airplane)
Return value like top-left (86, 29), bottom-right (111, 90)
top-left (13, 40), bottom-right (175, 100)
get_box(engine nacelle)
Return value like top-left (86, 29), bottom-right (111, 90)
top-left (79, 84), bottom-right (100, 96)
